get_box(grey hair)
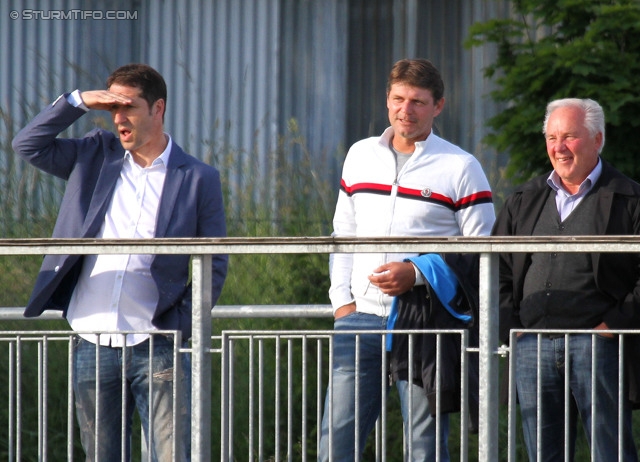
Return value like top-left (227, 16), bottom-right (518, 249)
top-left (542, 98), bottom-right (605, 153)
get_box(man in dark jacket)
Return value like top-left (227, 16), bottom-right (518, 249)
top-left (494, 98), bottom-right (640, 461)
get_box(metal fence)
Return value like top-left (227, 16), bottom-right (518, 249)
top-left (504, 329), bottom-right (640, 462)
top-left (0, 323), bottom-right (475, 461)
top-left (1, 235), bottom-right (639, 461)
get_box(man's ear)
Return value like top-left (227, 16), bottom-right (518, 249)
top-left (154, 99), bottom-right (165, 118)
top-left (434, 97), bottom-right (445, 117)
top-left (595, 131), bottom-right (603, 151)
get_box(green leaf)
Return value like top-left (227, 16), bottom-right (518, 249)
top-left (467, 0), bottom-right (640, 183)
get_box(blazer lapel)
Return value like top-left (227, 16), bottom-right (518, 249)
top-left (155, 145), bottom-right (187, 237)
top-left (81, 143), bottom-right (125, 237)
top-left (591, 166), bottom-right (616, 275)
top-left (520, 185), bottom-right (552, 235)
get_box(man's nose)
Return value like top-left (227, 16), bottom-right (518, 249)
top-left (549, 139), bottom-right (566, 151)
top-left (112, 110), bottom-right (126, 124)
top-left (397, 103), bottom-right (414, 118)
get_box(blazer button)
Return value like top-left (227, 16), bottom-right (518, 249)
top-left (54, 266), bottom-right (60, 272)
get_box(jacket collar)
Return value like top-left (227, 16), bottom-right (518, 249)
top-left (519, 158), bottom-right (636, 196)
top-left (514, 158), bottom-right (630, 237)
top-left (155, 140), bottom-right (188, 237)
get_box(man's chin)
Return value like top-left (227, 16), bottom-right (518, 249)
top-left (394, 130), bottom-right (412, 139)
top-left (395, 131), bottom-right (426, 144)
top-left (394, 126), bottom-right (426, 139)
top-left (119, 138), bottom-right (133, 150)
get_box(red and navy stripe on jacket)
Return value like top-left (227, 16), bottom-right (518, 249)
top-left (340, 180), bottom-right (493, 211)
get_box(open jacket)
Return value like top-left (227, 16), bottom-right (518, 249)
top-left (12, 94), bottom-right (228, 340)
top-left (493, 159), bottom-right (640, 405)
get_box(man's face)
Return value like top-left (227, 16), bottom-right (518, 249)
top-left (108, 83), bottom-right (164, 156)
top-left (386, 83), bottom-right (444, 150)
top-left (545, 106), bottom-right (603, 193)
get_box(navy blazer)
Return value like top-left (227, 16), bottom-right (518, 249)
top-left (12, 94), bottom-right (228, 340)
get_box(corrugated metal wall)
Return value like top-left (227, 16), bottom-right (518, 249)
top-left (1, 0), bottom-right (140, 126)
top-left (141, 0), bottom-right (284, 220)
top-left (1, 0), bottom-right (510, 234)
top-left (346, 0), bottom-right (511, 173)
top-left (0, 0), bottom-right (141, 229)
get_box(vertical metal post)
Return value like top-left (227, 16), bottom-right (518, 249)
top-left (191, 254), bottom-right (212, 461)
top-left (478, 252), bottom-right (499, 461)
top-left (459, 330), bottom-right (469, 462)
top-left (220, 332), bottom-right (230, 460)
top-left (67, 335), bottom-right (75, 462)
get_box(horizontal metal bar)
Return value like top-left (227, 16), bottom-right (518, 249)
top-left (0, 309), bottom-right (68, 321)
top-left (0, 306), bottom-right (334, 320)
top-left (0, 235), bottom-right (640, 255)
top-left (212, 305), bottom-right (334, 318)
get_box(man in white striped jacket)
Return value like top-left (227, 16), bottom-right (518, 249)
top-left (318, 58), bottom-right (495, 461)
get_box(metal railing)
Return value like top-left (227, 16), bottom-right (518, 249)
top-left (1, 235), bottom-right (640, 461)
top-left (504, 329), bottom-right (638, 462)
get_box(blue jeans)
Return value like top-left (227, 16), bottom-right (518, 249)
top-left (73, 335), bottom-right (191, 462)
top-left (318, 312), bottom-right (449, 461)
top-left (515, 334), bottom-right (638, 462)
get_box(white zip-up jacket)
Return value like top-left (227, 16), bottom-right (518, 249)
top-left (329, 127), bottom-right (496, 317)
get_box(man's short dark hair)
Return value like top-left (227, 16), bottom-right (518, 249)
top-left (387, 59), bottom-right (444, 102)
top-left (106, 63), bottom-right (167, 116)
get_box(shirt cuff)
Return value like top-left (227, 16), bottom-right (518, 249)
top-left (412, 262), bottom-right (425, 286)
top-left (66, 89), bottom-right (89, 111)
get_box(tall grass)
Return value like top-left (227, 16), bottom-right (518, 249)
top-left (0, 113), bottom-right (343, 459)
top-left (206, 118), bottom-right (338, 327)
top-left (0, 106), bottom-right (63, 307)
top-left (3, 110), bottom-right (635, 460)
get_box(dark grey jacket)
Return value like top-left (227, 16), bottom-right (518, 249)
top-left (493, 159), bottom-right (640, 404)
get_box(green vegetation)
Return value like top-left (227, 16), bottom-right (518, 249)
top-left (465, 1), bottom-right (640, 459)
top-left (465, 0), bottom-right (640, 183)
top-left (0, 118), bottom-right (341, 460)
top-left (0, 114), bottom-right (487, 459)
top-left (6, 7), bottom-right (640, 451)
top-left (0, 108), bottom-right (518, 459)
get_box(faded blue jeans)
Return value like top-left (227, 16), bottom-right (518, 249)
top-left (73, 335), bottom-right (191, 462)
top-left (515, 333), bottom-right (638, 462)
top-left (318, 312), bottom-right (449, 461)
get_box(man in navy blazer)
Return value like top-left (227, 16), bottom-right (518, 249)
top-left (12, 63), bottom-right (228, 461)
